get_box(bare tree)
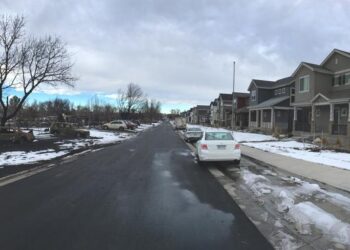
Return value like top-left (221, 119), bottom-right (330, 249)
top-left (0, 15), bottom-right (76, 126)
top-left (117, 82), bottom-right (144, 118)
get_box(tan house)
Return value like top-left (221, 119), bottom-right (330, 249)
top-left (292, 49), bottom-right (350, 147)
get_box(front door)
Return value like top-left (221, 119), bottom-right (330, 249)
top-left (333, 107), bottom-right (340, 134)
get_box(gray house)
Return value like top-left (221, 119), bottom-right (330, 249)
top-left (292, 49), bottom-right (350, 147)
top-left (190, 105), bottom-right (210, 125)
top-left (218, 93), bottom-right (233, 127)
top-left (247, 77), bottom-right (294, 133)
top-left (209, 99), bottom-right (219, 126)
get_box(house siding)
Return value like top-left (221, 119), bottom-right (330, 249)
top-left (323, 53), bottom-right (350, 72)
top-left (314, 72), bottom-right (332, 97)
top-left (294, 66), bottom-right (315, 103)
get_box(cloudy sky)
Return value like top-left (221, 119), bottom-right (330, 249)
top-left (3, 0), bottom-right (350, 112)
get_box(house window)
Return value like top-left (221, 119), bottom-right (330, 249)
top-left (282, 88), bottom-right (286, 94)
top-left (335, 57), bottom-right (338, 65)
top-left (299, 75), bottom-right (310, 93)
top-left (274, 89), bottom-right (278, 95)
top-left (276, 111), bottom-right (281, 117)
top-left (341, 108), bottom-right (348, 117)
top-left (346, 73), bottom-right (350, 85)
top-left (333, 74), bottom-right (349, 86)
top-left (315, 108), bottom-right (320, 117)
top-left (251, 90), bottom-right (256, 101)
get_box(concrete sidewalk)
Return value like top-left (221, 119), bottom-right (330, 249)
top-left (242, 145), bottom-right (350, 192)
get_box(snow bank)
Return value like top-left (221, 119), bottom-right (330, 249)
top-left (0, 150), bottom-right (68, 166)
top-left (289, 202), bottom-right (350, 244)
top-left (244, 140), bottom-right (350, 170)
top-left (89, 129), bottom-right (131, 145)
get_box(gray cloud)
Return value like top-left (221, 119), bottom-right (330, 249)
top-left (3, 0), bottom-right (350, 108)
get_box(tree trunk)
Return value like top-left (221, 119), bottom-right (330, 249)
top-left (0, 116), bottom-right (7, 127)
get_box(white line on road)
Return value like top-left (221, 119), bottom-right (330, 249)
top-left (0, 164), bottom-right (55, 187)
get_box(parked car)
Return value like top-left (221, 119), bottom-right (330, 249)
top-left (0, 127), bottom-right (35, 143)
top-left (174, 117), bottom-right (186, 130)
top-left (195, 131), bottom-right (241, 165)
top-left (132, 120), bottom-right (141, 126)
top-left (102, 120), bottom-right (127, 131)
top-left (124, 120), bottom-right (137, 130)
top-left (184, 127), bottom-right (203, 143)
top-left (50, 122), bottom-right (90, 138)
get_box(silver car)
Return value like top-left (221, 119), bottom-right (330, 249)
top-left (184, 127), bottom-right (203, 143)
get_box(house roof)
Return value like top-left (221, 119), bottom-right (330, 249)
top-left (248, 77), bottom-right (294, 91)
top-left (321, 48), bottom-right (350, 66)
top-left (236, 107), bottom-right (249, 113)
top-left (196, 105), bottom-right (210, 110)
top-left (248, 96), bottom-right (290, 109)
top-left (219, 93), bottom-right (233, 101)
top-left (233, 92), bottom-right (250, 98)
top-left (291, 62), bottom-right (333, 77)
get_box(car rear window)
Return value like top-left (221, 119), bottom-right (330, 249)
top-left (187, 128), bottom-right (201, 132)
top-left (205, 132), bottom-right (233, 141)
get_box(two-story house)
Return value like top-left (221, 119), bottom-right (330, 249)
top-left (209, 99), bottom-right (219, 126)
top-left (231, 92), bottom-right (250, 129)
top-left (190, 105), bottom-right (210, 125)
top-left (248, 77), bottom-right (294, 133)
top-left (292, 49), bottom-right (350, 147)
top-left (218, 93), bottom-right (233, 127)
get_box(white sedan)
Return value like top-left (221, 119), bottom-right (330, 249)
top-left (195, 131), bottom-right (241, 165)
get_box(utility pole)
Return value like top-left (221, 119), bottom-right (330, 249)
top-left (231, 61), bottom-right (236, 129)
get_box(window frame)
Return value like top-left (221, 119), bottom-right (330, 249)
top-left (341, 108), bottom-right (348, 117)
top-left (251, 90), bottom-right (256, 101)
top-left (299, 75), bottom-right (310, 93)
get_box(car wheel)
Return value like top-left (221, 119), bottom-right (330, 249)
top-left (119, 127), bottom-right (125, 131)
top-left (76, 132), bottom-right (81, 138)
top-left (196, 154), bottom-right (205, 167)
top-left (103, 126), bottom-right (108, 130)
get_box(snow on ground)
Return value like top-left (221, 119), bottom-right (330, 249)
top-left (1, 124), bottom-right (157, 167)
top-left (244, 140), bottom-right (350, 170)
top-left (0, 150), bottom-right (68, 166)
top-left (241, 169), bottom-right (350, 245)
top-left (289, 202), bottom-right (350, 245)
top-left (233, 131), bottom-right (276, 143)
top-left (89, 129), bottom-right (132, 145)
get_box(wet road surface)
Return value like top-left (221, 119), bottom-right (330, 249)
top-left (0, 122), bottom-right (273, 250)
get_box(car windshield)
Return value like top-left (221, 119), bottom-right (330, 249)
top-left (187, 128), bottom-right (201, 132)
top-left (205, 132), bottom-right (233, 141)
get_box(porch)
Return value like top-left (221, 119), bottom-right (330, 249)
top-left (248, 108), bottom-right (293, 133)
top-left (293, 102), bottom-right (350, 136)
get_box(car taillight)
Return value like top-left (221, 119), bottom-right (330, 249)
top-left (234, 144), bottom-right (240, 150)
top-left (201, 144), bottom-right (208, 150)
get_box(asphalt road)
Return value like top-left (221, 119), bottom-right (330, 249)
top-left (0, 122), bottom-right (273, 250)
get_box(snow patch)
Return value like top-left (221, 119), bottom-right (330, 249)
top-left (288, 202), bottom-right (350, 244)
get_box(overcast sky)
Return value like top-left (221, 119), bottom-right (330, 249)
top-left (3, 0), bottom-right (350, 112)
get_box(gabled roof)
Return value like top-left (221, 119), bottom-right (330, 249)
top-left (310, 93), bottom-right (330, 103)
top-left (233, 92), bottom-right (250, 98)
top-left (248, 96), bottom-right (290, 109)
top-left (248, 77), bottom-right (294, 91)
top-left (197, 105), bottom-right (210, 110)
top-left (218, 93), bottom-right (233, 101)
top-left (291, 61), bottom-right (333, 77)
top-left (321, 48), bottom-right (350, 66)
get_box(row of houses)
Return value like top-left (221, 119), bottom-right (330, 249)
top-left (184, 48), bottom-right (350, 148)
